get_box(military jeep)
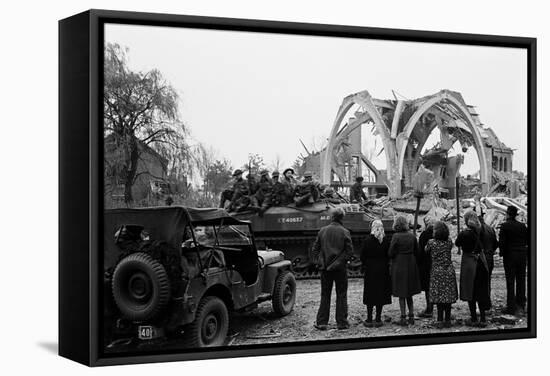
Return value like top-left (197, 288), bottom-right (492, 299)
top-left (103, 206), bottom-right (296, 349)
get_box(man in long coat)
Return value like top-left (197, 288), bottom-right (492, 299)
top-left (311, 207), bottom-right (353, 330)
top-left (499, 205), bottom-right (528, 315)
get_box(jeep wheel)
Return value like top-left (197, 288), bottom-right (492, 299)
top-left (184, 296), bottom-right (229, 348)
top-left (272, 271), bottom-right (296, 316)
top-left (112, 252), bottom-right (171, 321)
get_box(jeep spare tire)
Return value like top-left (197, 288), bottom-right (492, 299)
top-left (272, 271), bottom-right (296, 316)
top-left (112, 252), bottom-right (171, 321)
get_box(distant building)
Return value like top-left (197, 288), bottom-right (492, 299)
top-left (104, 134), bottom-right (171, 203)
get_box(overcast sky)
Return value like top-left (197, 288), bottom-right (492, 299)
top-left (105, 24), bottom-right (527, 175)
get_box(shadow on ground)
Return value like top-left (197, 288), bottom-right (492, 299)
top-left (37, 342), bottom-right (58, 354)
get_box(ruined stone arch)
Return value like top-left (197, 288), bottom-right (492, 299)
top-left (323, 89), bottom-right (493, 198)
top-left (397, 90), bottom-right (490, 194)
top-left (321, 91), bottom-right (397, 190)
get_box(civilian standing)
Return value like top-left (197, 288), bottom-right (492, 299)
top-left (456, 211), bottom-right (491, 327)
top-left (388, 215), bottom-right (422, 326)
top-left (417, 216), bottom-right (434, 317)
top-left (499, 205), bottom-right (528, 316)
top-left (426, 221), bottom-right (458, 328)
top-left (360, 220), bottom-right (392, 327)
top-left (311, 207), bottom-right (353, 330)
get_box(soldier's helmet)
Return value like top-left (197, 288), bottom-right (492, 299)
top-left (233, 169), bottom-right (243, 177)
top-left (260, 169), bottom-right (269, 176)
top-left (304, 171), bottom-right (313, 178)
top-left (283, 168), bottom-right (294, 176)
top-left (272, 170), bottom-right (280, 177)
top-left (355, 176), bottom-right (364, 182)
top-left (324, 187), bottom-right (334, 194)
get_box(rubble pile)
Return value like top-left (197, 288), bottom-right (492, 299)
top-left (364, 190), bottom-right (527, 235)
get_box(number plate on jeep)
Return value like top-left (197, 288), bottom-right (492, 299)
top-left (138, 326), bottom-right (154, 340)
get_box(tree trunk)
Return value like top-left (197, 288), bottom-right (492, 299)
top-left (123, 137), bottom-right (139, 205)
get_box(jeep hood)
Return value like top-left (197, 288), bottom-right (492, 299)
top-left (257, 250), bottom-right (285, 267)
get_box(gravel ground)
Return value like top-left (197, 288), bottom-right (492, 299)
top-left (228, 265), bottom-right (528, 346)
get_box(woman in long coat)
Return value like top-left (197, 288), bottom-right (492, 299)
top-left (388, 215), bottom-right (422, 326)
top-left (426, 221), bottom-right (458, 328)
top-left (456, 211), bottom-right (491, 327)
top-left (360, 220), bottom-right (392, 327)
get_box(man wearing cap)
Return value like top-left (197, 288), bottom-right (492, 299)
top-left (281, 168), bottom-right (297, 205)
top-left (311, 207), bottom-right (353, 330)
top-left (499, 205), bottom-right (529, 315)
top-left (270, 171), bottom-right (285, 207)
top-left (294, 171), bottom-right (320, 207)
top-left (350, 176), bottom-right (367, 203)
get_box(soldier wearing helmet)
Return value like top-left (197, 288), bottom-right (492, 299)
top-left (320, 186), bottom-right (341, 204)
top-left (219, 169), bottom-right (243, 209)
top-left (294, 171), bottom-right (320, 207)
top-left (280, 168), bottom-right (297, 205)
top-left (229, 169), bottom-right (252, 212)
top-left (256, 169), bottom-right (273, 215)
top-left (270, 170), bottom-right (285, 207)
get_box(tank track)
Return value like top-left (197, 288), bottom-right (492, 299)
top-left (256, 235), bottom-right (367, 279)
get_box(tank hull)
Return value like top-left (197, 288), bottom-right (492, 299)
top-left (233, 202), bottom-right (394, 278)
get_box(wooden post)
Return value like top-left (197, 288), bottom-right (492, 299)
top-left (413, 192), bottom-right (422, 234)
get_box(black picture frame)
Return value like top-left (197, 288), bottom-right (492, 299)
top-left (59, 9), bottom-right (537, 366)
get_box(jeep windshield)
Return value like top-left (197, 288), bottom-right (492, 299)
top-left (215, 224), bottom-right (252, 246)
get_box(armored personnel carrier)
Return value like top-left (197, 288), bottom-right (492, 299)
top-left (233, 201), bottom-right (394, 278)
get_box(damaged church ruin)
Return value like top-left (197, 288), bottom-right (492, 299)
top-left (298, 89), bottom-right (521, 199)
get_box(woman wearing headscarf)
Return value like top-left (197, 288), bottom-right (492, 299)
top-left (456, 210), bottom-right (491, 327)
top-left (388, 215), bottom-right (422, 326)
top-left (360, 220), bottom-right (392, 327)
top-left (426, 221), bottom-right (458, 328)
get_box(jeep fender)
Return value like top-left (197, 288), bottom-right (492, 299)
top-left (178, 280), bottom-right (234, 326)
top-left (262, 260), bottom-right (292, 295)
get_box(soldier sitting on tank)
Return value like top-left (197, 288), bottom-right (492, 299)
top-left (246, 173), bottom-right (261, 210)
top-left (256, 169), bottom-right (273, 215)
top-left (350, 176), bottom-right (368, 203)
top-left (294, 171), bottom-right (320, 207)
top-left (319, 186), bottom-right (342, 204)
top-left (228, 169), bottom-right (252, 212)
top-left (270, 170), bottom-right (285, 207)
top-left (280, 168), bottom-right (297, 205)
top-left (219, 188), bottom-right (234, 209)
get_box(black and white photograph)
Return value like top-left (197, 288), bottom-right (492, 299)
top-left (100, 19), bottom-right (532, 356)
top-left (3, 0), bottom-right (549, 373)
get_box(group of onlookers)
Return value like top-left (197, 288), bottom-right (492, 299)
top-left (312, 204), bottom-right (529, 330)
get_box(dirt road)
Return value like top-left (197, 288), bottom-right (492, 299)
top-left (228, 267), bottom-right (527, 346)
